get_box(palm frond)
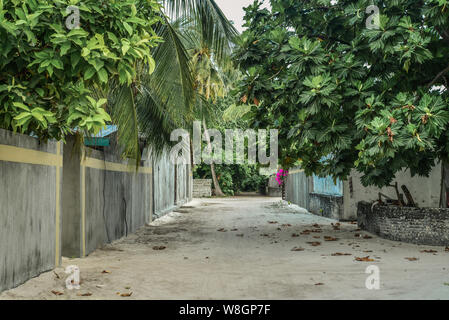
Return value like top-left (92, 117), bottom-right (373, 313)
top-left (162, 0), bottom-right (238, 64)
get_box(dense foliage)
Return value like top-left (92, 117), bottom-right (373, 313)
top-left (194, 163), bottom-right (268, 195)
top-left (0, 0), bottom-right (161, 141)
top-left (234, 0), bottom-right (449, 187)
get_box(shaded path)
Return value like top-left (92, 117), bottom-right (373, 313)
top-left (1, 197), bottom-right (448, 300)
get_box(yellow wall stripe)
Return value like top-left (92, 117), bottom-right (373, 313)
top-left (0, 144), bottom-right (62, 167)
top-left (81, 156), bottom-right (152, 174)
top-left (81, 163), bottom-right (86, 258)
top-left (289, 169), bottom-right (304, 174)
top-left (54, 142), bottom-right (61, 266)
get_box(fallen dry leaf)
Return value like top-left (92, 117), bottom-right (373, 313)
top-left (355, 256), bottom-right (375, 262)
top-left (230, 228), bottom-right (238, 232)
top-left (152, 246), bottom-right (166, 250)
top-left (120, 292), bottom-right (133, 297)
top-left (291, 233), bottom-right (300, 237)
top-left (331, 253), bottom-right (352, 256)
top-left (312, 224), bottom-right (321, 228)
top-left (332, 223), bottom-right (341, 230)
top-left (421, 250), bottom-right (438, 253)
top-left (268, 221), bottom-right (278, 224)
top-left (324, 236), bottom-right (338, 241)
top-left (363, 235), bottom-right (373, 239)
top-left (315, 283), bottom-right (324, 286)
top-left (101, 270), bottom-right (111, 274)
top-left (311, 229), bottom-right (322, 233)
top-left (291, 247), bottom-right (305, 252)
top-left (217, 228), bottom-right (227, 232)
top-left (405, 257), bottom-right (419, 261)
top-left (77, 292), bottom-right (92, 297)
top-left (307, 241), bottom-right (321, 247)
top-left (282, 224), bottom-right (292, 227)
top-left (51, 290), bottom-right (64, 296)
top-left (445, 247), bottom-right (449, 252)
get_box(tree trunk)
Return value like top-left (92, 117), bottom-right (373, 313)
top-left (202, 118), bottom-right (224, 197)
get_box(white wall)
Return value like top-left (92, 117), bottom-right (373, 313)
top-left (343, 163), bottom-right (442, 220)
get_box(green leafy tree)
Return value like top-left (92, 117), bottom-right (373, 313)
top-left (234, 0), bottom-right (449, 196)
top-left (0, 0), bottom-right (161, 140)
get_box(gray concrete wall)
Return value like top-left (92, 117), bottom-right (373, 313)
top-left (285, 168), bottom-right (310, 210)
top-left (153, 150), bottom-right (175, 217)
top-left (343, 165), bottom-right (442, 220)
top-left (62, 135), bottom-right (152, 257)
top-left (0, 129), bottom-right (62, 292)
top-left (152, 149), bottom-right (192, 217)
top-left (84, 150), bottom-right (152, 256)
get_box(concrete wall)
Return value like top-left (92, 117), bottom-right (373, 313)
top-left (358, 201), bottom-right (449, 246)
top-left (267, 176), bottom-right (282, 197)
top-left (0, 129), bottom-right (62, 292)
top-left (285, 168), bottom-right (310, 210)
top-left (344, 165), bottom-right (442, 220)
top-left (312, 175), bottom-right (343, 196)
top-left (152, 149), bottom-right (192, 218)
top-left (193, 179), bottom-right (212, 198)
top-left (62, 135), bottom-right (152, 258)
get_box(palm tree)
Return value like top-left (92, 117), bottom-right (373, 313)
top-left (181, 20), bottom-right (232, 196)
top-left (103, 0), bottom-right (238, 166)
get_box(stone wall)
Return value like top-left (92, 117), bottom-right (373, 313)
top-left (193, 179), bottom-right (212, 198)
top-left (309, 193), bottom-right (344, 220)
top-left (357, 201), bottom-right (449, 246)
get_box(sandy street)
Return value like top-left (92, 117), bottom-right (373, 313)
top-left (1, 197), bottom-right (448, 300)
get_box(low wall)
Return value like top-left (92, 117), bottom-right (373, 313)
top-left (267, 176), bottom-right (282, 197)
top-left (0, 129), bottom-right (62, 292)
top-left (193, 179), bottom-right (212, 198)
top-left (309, 193), bottom-right (344, 220)
top-left (357, 201), bottom-right (449, 246)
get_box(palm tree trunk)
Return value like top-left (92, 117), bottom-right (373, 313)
top-left (202, 118), bottom-right (224, 196)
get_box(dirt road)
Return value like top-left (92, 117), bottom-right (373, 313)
top-left (1, 197), bottom-right (448, 300)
